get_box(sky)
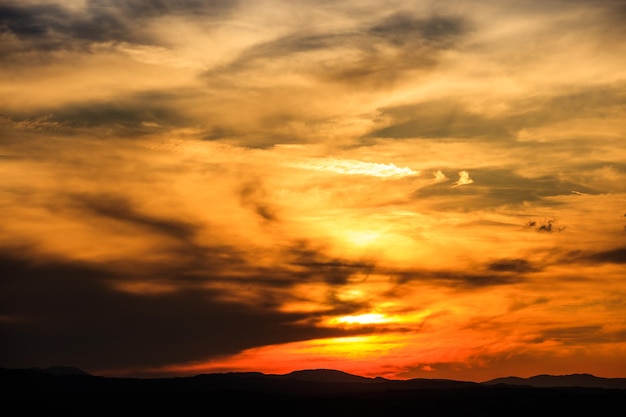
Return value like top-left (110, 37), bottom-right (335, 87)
top-left (1, 0), bottom-right (626, 382)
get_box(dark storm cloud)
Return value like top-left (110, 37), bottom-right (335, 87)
top-left (0, 3), bottom-right (68, 38)
top-left (370, 85), bottom-right (626, 140)
top-left (0, 0), bottom-right (238, 53)
top-left (0, 247), bottom-right (369, 372)
top-left (0, 2), bottom-right (139, 51)
top-left (153, 241), bottom-right (375, 291)
top-left (205, 13), bottom-right (467, 87)
top-left (0, 179), bottom-right (381, 372)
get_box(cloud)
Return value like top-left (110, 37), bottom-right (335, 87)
top-left (433, 170), bottom-right (448, 182)
top-left (577, 247), bottom-right (626, 265)
top-left (532, 325), bottom-right (617, 345)
top-left (389, 266), bottom-right (527, 289)
top-left (487, 258), bottom-right (538, 273)
top-left (369, 100), bottom-right (511, 140)
top-left (68, 193), bottom-right (199, 242)
top-left (369, 86), bottom-right (626, 141)
top-left (286, 157), bottom-right (419, 179)
top-left (369, 13), bottom-right (466, 46)
top-left (452, 171), bottom-right (474, 188)
top-left (0, 249), bottom-right (366, 371)
top-left (238, 180), bottom-right (279, 222)
top-left (0, 2), bottom-right (138, 54)
top-left (6, 95), bottom-right (193, 137)
top-left (0, 0), bottom-right (238, 53)
top-left (99, 0), bottom-right (238, 19)
top-left (563, 164), bottom-right (626, 194)
top-left (203, 13), bottom-right (468, 90)
top-left (412, 167), bottom-right (601, 211)
top-left (285, 241), bottom-right (375, 287)
top-left (522, 218), bottom-right (565, 233)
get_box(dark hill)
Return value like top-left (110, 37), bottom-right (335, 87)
top-left (30, 366), bottom-right (92, 376)
top-left (283, 368), bottom-right (381, 383)
top-left (484, 373), bottom-right (626, 389)
top-left (2, 367), bottom-right (625, 416)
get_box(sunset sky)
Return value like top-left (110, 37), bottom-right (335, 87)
top-left (1, 0), bottom-right (626, 382)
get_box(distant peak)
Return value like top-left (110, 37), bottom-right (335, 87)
top-left (483, 374), bottom-right (626, 389)
top-left (284, 369), bottom-right (376, 383)
top-left (289, 368), bottom-right (352, 374)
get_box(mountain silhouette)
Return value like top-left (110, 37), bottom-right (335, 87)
top-left (2, 367), bottom-right (625, 416)
top-left (283, 368), bottom-right (381, 383)
top-left (4, 366), bottom-right (626, 390)
top-left (484, 373), bottom-right (626, 389)
top-left (29, 366), bottom-right (92, 376)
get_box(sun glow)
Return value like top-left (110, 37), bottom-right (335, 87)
top-left (344, 230), bottom-right (381, 246)
top-left (146, 334), bottom-right (410, 378)
top-left (332, 313), bottom-right (391, 325)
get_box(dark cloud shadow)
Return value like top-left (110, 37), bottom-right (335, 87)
top-left (0, 247), bottom-right (369, 372)
top-left (0, 187), bottom-right (382, 372)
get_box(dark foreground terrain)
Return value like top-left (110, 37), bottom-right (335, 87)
top-left (3, 368), bottom-right (625, 416)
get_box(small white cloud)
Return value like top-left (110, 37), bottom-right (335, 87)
top-left (434, 170), bottom-right (448, 182)
top-left (452, 170), bottom-right (474, 188)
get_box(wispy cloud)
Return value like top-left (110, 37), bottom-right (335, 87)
top-left (286, 157), bottom-right (419, 179)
